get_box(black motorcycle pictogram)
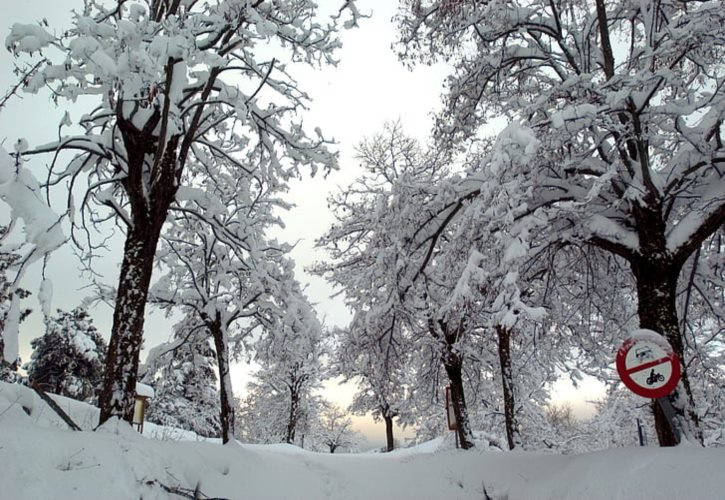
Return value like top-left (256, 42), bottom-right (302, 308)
top-left (646, 369), bottom-right (665, 385)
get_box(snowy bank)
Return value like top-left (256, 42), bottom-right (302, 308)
top-left (1, 381), bottom-right (723, 499)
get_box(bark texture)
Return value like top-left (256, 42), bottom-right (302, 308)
top-left (384, 414), bottom-right (395, 452)
top-left (210, 315), bottom-right (235, 444)
top-left (97, 109), bottom-right (181, 426)
top-left (496, 325), bottom-right (521, 450)
top-left (98, 228), bottom-right (162, 424)
top-left (631, 255), bottom-right (702, 446)
top-left (442, 350), bottom-right (475, 449)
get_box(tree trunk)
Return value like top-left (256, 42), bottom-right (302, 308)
top-left (443, 352), bottom-right (475, 449)
top-left (98, 227), bottom-right (161, 425)
top-left (210, 316), bottom-right (235, 444)
top-left (384, 414), bottom-right (395, 452)
top-left (97, 118), bottom-right (180, 427)
top-left (285, 387), bottom-right (300, 444)
top-left (496, 325), bottom-right (521, 450)
top-left (631, 256), bottom-right (702, 446)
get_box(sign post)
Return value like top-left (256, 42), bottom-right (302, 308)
top-left (616, 329), bottom-right (682, 441)
top-left (445, 386), bottom-right (458, 449)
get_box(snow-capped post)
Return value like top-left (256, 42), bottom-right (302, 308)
top-left (445, 386), bottom-right (457, 431)
top-left (445, 385), bottom-right (459, 449)
top-left (132, 382), bottom-right (154, 434)
top-left (616, 330), bottom-right (682, 442)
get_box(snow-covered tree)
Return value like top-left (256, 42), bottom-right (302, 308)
top-left (0, 230), bottom-right (31, 382)
top-left (317, 123), bottom-right (484, 449)
top-left (141, 320), bottom-right (221, 438)
top-left (335, 320), bottom-right (410, 452)
top-left (254, 291), bottom-right (326, 445)
top-left (236, 380), bottom-right (292, 445)
top-left (6, 0), bottom-right (362, 426)
top-left (397, 0), bottom-right (725, 445)
top-left (313, 403), bottom-right (360, 453)
top-left (147, 144), bottom-right (299, 444)
top-left (24, 307), bottom-right (106, 402)
top-left (0, 147), bottom-right (64, 377)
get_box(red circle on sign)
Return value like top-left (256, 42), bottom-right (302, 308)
top-left (616, 336), bottom-right (681, 399)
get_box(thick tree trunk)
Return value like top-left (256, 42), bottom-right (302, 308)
top-left (210, 317), bottom-right (235, 444)
top-left (384, 414), bottom-right (395, 452)
top-left (97, 114), bottom-right (180, 427)
top-left (98, 228), bottom-right (161, 425)
top-left (496, 325), bottom-right (521, 450)
top-left (631, 256), bottom-right (703, 446)
top-left (443, 352), bottom-right (475, 449)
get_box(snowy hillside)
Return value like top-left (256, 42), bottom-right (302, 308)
top-left (1, 382), bottom-right (723, 499)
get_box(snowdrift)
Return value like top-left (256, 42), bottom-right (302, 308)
top-left (1, 381), bottom-right (723, 499)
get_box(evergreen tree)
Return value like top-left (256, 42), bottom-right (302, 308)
top-left (24, 307), bottom-right (106, 401)
top-left (142, 322), bottom-right (221, 438)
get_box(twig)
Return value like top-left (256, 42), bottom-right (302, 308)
top-left (144, 479), bottom-right (229, 500)
top-left (0, 60), bottom-right (47, 112)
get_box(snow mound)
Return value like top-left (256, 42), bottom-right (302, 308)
top-left (1, 382), bottom-right (724, 499)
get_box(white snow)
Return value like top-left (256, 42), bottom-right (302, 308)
top-left (135, 382), bottom-right (155, 398)
top-left (0, 145), bottom-right (66, 260)
top-left (2, 296), bottom-right (20, 362)
top-left (2, 381), bottom-right (724, 499)
top-left (626, 328), bottom-right (676, 353)
top-left (38, 277), bottom-right (53, 317)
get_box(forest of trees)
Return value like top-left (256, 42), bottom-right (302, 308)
top-left (0, 0), bottom-right (722, 453)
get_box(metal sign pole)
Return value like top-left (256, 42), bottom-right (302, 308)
top-left (656, 397), bottom-right (682, 443)
top-left (636, 418), bottom-right (645, 446)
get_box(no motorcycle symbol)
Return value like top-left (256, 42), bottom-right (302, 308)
top-left (616, 330), bottom-right (681, 399)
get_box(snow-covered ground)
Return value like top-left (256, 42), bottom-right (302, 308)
top-left (1, 382), bottom-right (723, 499)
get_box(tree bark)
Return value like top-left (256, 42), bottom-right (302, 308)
top-left (442, 351), bottom-right (475, 449)
top-left (98, 226), bottom-right (162, 425)
top-left (384, 414), bottom-right (395, 452)
top-left (496, 325), bottom-right (521, 450)
top-left (210, 316), bottom-right (235, 444)
top-left (97, 111), bottom-right (180, 427)
top-left (631, 255), bottom-right (703, 446)
top-left (285, 386), bottom-right (300, 444)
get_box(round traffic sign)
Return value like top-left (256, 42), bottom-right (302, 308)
top-left (616, 329), bottom-right (681, 399)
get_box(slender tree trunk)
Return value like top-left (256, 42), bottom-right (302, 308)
top-left (210, 316), bottom-right (235, 444)
top-left (285, 386), bottom-right (300, 444)
top-left (384, 414), bottom-right (395, 452)
top-left (631, 256), bottom-right (702, 446)
top-left (98, 228), bottom-right (161, 425)
top-left (442, 351), bottom-right (475, 449)
top-left (496, 325), bottom-right (521, 450)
